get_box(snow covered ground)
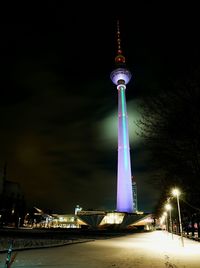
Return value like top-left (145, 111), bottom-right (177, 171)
top-left (1, 230), bottom-right (200, 267)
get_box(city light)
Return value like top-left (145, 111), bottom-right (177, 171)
top-left (165, 203), bottom-right (172, 211)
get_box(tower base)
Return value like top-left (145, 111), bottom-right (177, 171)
top-left (77, 210), bottom-right (153, 230)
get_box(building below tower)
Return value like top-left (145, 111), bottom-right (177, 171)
top-left (132, 176), bottom-right (138, 212)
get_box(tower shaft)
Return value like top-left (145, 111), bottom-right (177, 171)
top-left (117, 85), bottom-right (133, 212)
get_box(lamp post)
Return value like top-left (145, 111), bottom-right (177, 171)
top-left (172, 188), bottom-right (184, 247)
top-left (18, 217), bottom-right (21, 228)
top-left (165, 203), bottom-right (173, 239)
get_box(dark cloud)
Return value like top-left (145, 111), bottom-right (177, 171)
top-left (1, 3), bottom-right (199, 213)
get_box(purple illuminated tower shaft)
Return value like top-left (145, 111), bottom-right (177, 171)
top-left (117, 85), bottom-right (133, 212)
top-left (110, 22), bottom-right (134, 213)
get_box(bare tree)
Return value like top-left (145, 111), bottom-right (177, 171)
top-left (137, 69), bottom-right (200, 210)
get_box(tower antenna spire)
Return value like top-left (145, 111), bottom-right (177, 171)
top-left (117, 20), bottom-right (122, 54)
top-left (115, 20), bottom-right (126, 65)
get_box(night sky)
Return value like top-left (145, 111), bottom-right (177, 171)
top-left (0, 3), bottom-right (199, 213)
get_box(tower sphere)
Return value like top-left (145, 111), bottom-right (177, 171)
top-left (110, 67), bottom-right (132, 86)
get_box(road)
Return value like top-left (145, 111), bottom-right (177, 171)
top-left (1, 230), bottom-right (200, 267)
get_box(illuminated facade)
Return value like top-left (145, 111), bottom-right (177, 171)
top-left (132, 177), bottom-right (138, 212)
top-left (110, 21), bottom-right (134, 213)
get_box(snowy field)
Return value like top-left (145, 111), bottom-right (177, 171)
top-left (1, 230), bottom-right (200, 267)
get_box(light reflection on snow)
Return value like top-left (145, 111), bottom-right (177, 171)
top-left (96, 230), bottom-right (200, 256)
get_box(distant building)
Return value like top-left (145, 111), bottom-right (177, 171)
top-left (132, 176), bottom-right (138, 212)
top-left (50, 214), bottom-right (83, 228)
top-left (24, 208), bottom-right (86, 229)
top-left (75, 204), bottom-right (82, 215)
top-left (0, 163), bottom-right (26, 227)
top-left (26, 208), bottom-right (154, 231)
top-left (76, 209), bottom-right (153, 230)
top-left (0, 175), bottom-right (3, 196)
top-left (0, 162), bottom-right (6, 195)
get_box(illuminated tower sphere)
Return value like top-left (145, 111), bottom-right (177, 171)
top-left (110, 21), bottom-right (134, 213)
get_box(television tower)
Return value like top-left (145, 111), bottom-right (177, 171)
top-left (110, 21), bottom-right (134, 213)
top-left (132, 176), bottom-right (138, 212)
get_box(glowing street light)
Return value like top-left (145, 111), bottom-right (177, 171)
top-left (172, 188), bottom-right (184, 247)
top-left (165, 203), bottom-right (173, 239)
top-left (172, 188), bottom-right (180, 197)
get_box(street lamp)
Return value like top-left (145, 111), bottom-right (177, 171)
top-left (165, 203), bottom-right (173, 239)
top-left (172, 188), bottom-right (184, 247)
